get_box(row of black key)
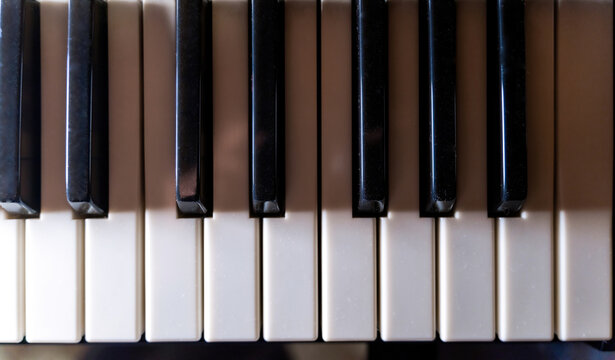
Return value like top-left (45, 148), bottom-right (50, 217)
top-left (175, 0), bottom-right (213, 216)
top-left (0, 0), bottom-right (527, 220)
top-left (66, 0), bottom-right (108, 216)
top-left (0, 0), bottom-right (108, 217)
top-left (0, 0), bottom-right (40, 216)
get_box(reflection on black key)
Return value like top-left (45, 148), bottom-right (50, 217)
top-left (352, 0), bottom-right (388, 217)
top-left (249, 0), bottom-right (285, 217)
top-left (66, 0), bottom-right (108, 216)
top-left (176, 0), bottom-right (212, 217)
top-left (487, 0), bottom-right (527, 217)
top-left (0, 0), bottom-right (40, 217)
top-left (419, 0), bottom-right (456, 217)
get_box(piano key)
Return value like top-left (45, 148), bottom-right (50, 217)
top-left (262, 0), bottom-right (317, 341)
top-left (418, 0), bottom-right (456, 217)
top-left (65, 0), bottom-right (108, 216)
top-left (352, 0), bottom-right (387, 217)
top-left (0, 0), bottom-right (41, 216)
top-left (84, 0), bottom-right (143, 342)
top-left (175, 0), bottom-right (213, 217)
top-left (556, 0), bottom-right (613, 341)
top-left (486, 0), bottom-right (527, 217)
top-left (379, 0), bottom-right (435, 341)
top-left (143, 0), bottom-right (202, 342)
top-left (321, 0), bottom-right (376, 341)
top-left (204, 0), bottom-right (259, 341)
top-left (249, 0), bottom-right (285, 217)
top-left (25, 0), bottom-right (84, 342)
top-left (0, 210), bottom-right (24, 342)
top-left (496, 0), bottom-right (554, 341)
top-left (438, 0), bottom-right (495, 342)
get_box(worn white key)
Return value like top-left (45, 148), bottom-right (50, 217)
top-left (556, 0), bottom-right (613, 341)
top-left (204, 0), bottom-right (259, 342)
top-left (262, 0), bottom-right (318, 342)
top-left (496, 0), bottom-right (554, 342)
top-left (438, 0), bottom-right (495, 342)
top-left (0, 211), bottom-right (24, 343)
top-left (379, 0), bottom-right (435, 342)
top-left (84, 0), bottom-right (143, 343)
top-left (321, 0), bottom-right (376, 342)
top-left (143, 0), bottom-right (202, 342)
top-left (25, 0), bottom-right (84, 342)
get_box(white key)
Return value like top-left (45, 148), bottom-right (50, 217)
top-left (556, 0), bottom-right (613, 341)
top-left (84, 0), bottom-right (143, 342)
top-left (496, 0), bottom-right (554, 342)
top-left (438, 0), bottom-right (495, 342)
top-left (0, 211), bottom-right (24, 343)
top-left (204, 0), bottom-right (259, 342)
top-left (379, 0), bottom-right (435, 342)
top-left (262, 0), bottom-right (318, 342)
top-left (143, 0), bottom-right (202, 342)
top-left (321, 0), bottom-right (376, 342)
top-left (25, 0), bottom-right (84, 343)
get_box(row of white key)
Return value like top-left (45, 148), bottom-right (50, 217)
top-left (24, 0), bottom-right (83, 342)
top-left (0, 0), bottom-right (144, 343)
top-left (0, 0), bottom-right (612, 343)
top-left (144, 0), bottom-right (318, 342)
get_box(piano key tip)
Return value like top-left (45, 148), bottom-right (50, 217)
top-left (420, 198), bottom-right (456, 218)
top-left (0, 199), bottom-right (39, 218)
top-left (488, 198), bottom-right (525, 218)
top-left (353, 198), bottom-right (387, 218)
top-left (176, 198), bottom-right (210, 218)
top-left (67, 199), bottom-right (107, 218)
top-left (251, 199), bottom-right (284, 218)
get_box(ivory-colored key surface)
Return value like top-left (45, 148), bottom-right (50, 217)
top-left (438, 0), bottom-right (495, 342)
top-left (496, 0), bottom-right (554, 342)
top-left (321, 0), bottom-right (377, 342)
top-left (556, 0), bottom-right (613, 341)
top-left (84, 0), bottom-right (143, 342)
top-left (262, 0), bottom-right (318, 342)
top-left (204, 0), bottom-right (259, 342)
top-left (0, 211), bottom-right (24, 343)
top-left (379, 0), bottom-right (435, 342)
top-left (25, 0), bottom-right (84, 342)
top-left (143, 0), bottom-right (202, 341)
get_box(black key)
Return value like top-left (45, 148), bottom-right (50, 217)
top-left (66, 0), bottom-right (108, 216)
top-left (0, 0), bottom-right (40, 217)
top-left (352, 0), bottom-right (388, 217)
top-left (419, 0), bottom-right (456, 217)
top-left (249, 0), bottom-right (285, 217)
top-left (487, 0), bottom-right (527, 217)
top-left (176, 0), bottom-right (213, 217)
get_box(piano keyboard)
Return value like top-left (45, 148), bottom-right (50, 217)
top-left (0, 0), bottom-right (612, 344)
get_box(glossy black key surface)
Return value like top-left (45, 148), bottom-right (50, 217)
top-left (176, 0), bottom-right (212, 217)
top-left (249, 0), bottom-right (285, 217)
top-left (419, 0), bottom-right (456, 217)
top-left (352, 0), bottom-right (388, 217)
top-left (487, 0), bottom-right (527, 217)
top-left (66, 0), bottom-right (108, 216)
top-left (0, 0), bottom-right (40, 216)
